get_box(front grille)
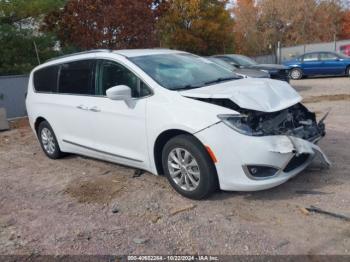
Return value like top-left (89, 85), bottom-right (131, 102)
top-left (270, 69), bottom-right (290, 82)
top-left (283, 154), bottom-right (310, 173)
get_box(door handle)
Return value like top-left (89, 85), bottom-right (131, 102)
top-left (89, 106), bottom-right (101, 112)
top-left (76, 105), bottom-right (89, 110)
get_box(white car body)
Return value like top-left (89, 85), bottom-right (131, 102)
top-left (26, 49), bottom-right (329, 194)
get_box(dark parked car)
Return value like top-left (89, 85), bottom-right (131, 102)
top-left (206, 57), bottom-right (270, 79)
top-left (283, 51), bottom-right (350, 80)
top-left (213, 54), bottom-right (290, 82)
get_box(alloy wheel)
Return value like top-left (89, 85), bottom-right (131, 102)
top-left (41, 127), bottom-right (56, 155)
top-left (290, 69), bottom-right (301, 80)
top-left (167, 148), bottom-right (200, 191)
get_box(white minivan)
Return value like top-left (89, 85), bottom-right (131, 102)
top-left (26, 49), bottom-right (330, 199)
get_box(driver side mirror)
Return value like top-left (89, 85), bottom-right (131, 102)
top-left (106, 85), bottom-right (132, 101)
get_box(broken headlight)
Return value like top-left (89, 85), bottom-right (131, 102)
top-left (218, 114), bottom-right (262, 136)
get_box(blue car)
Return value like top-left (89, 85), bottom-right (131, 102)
top-left (283, 51), bottom-right (350, 80)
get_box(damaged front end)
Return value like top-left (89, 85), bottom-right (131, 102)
top-left (193, 97), bottom-right (326, 142)
top-left (194, 97), bottom-right (331, 178)
top-left (182, 79), bottom-right (330, 187)
top-left (216, 102), bottom-right (326, 143)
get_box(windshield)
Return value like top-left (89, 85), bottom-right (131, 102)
top-left (229, 55), bottom-right (258, 66)
top-left (130, 53), bottom-right (239, 90)
top-left (206, 57), bottom-right (237, 71)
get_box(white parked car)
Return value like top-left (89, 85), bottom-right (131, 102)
top-left (26, 49), bottom-right (330, 199)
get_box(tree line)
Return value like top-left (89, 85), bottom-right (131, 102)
top-left (0, 0), bottom-right (349, 75)
top-left (233, 0), bottom-right (350, 56)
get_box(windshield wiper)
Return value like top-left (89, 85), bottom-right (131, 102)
top-left (172, 84), bottom-right (203, 91)
top-left (204, 76), bottom-right (239, 85)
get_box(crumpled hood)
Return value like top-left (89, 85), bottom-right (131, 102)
top-left (179, 78), bottom-right (302, 112)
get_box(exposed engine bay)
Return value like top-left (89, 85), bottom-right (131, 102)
top-left (195, 98), bottom-right (326, 141)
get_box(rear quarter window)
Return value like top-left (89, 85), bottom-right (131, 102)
top-left (33, 66), bottom-right (59, 93)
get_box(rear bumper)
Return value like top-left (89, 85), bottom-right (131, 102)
top-left (195, 122), bottom-right (329, 191)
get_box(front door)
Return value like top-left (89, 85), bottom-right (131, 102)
top-left (88, 59), bottom-right (153, 169)
top-left (301, 53), bottom-right (322, 75)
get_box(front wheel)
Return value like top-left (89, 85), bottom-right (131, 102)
top-left (346, 67), bottom-right (350, 77)
top-left (290, 68), bottom-right (303, 80)
top-left (162, 135), bottom-right (218, 200)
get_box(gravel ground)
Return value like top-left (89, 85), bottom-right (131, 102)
top-left (0, 77), bottom-right (349, 255)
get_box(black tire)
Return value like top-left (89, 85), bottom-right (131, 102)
top-left (162, 134), bottom-right (218, 200)
top-left (290, 68), bottom-right (303, 80)
top-left (346, 66), bottom-right (350, 77)
top-left (37, 121), bottom-right (64, 159)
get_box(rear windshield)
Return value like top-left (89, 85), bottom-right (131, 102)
top-left (231, 55), bottom-right (257, 66)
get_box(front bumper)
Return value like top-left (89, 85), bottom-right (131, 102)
top-left (195, 122), bottom-right (330, 191)
top-left (270, 69), bottom-right (290, 82)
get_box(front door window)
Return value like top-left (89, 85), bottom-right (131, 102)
top-left (98, 60), bottom-right (151, 98)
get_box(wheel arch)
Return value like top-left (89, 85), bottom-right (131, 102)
top-left (153, 129), bottom-right (192, 175)
top-left (153, 128), bottom-right (219, 178)
top-left (346, 64), bottom-right (350, 74)
top-left (290, 66), bottom-right (303, 72)
top-left (34, 116), bottom-right (48, 134)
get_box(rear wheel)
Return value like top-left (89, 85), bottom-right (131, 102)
top-left (346, 66), bottom-right (350, 77)
top-left (162, 135), bottom-right (218, 200)
top-left (37, 121), bottom-right (64, 159)
top-left (290, 68), bottom-right (303, 80)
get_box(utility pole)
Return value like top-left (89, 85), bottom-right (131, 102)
top-left (277, 41), bottom-right (281, 64)
top-left (33, 41), bottom-right (41, 65)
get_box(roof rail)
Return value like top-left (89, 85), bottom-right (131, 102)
top-left (46, 49), bottom-right (112, 63)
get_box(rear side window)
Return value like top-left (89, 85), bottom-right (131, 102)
top-left (58, 60), bottom-right (96, 95)
top-left (303, 53), bottom-right (319, 62)
top-left (319, 53), bottom-right (338, 61)
top-left (33, 66), bottom-right (59, 93)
